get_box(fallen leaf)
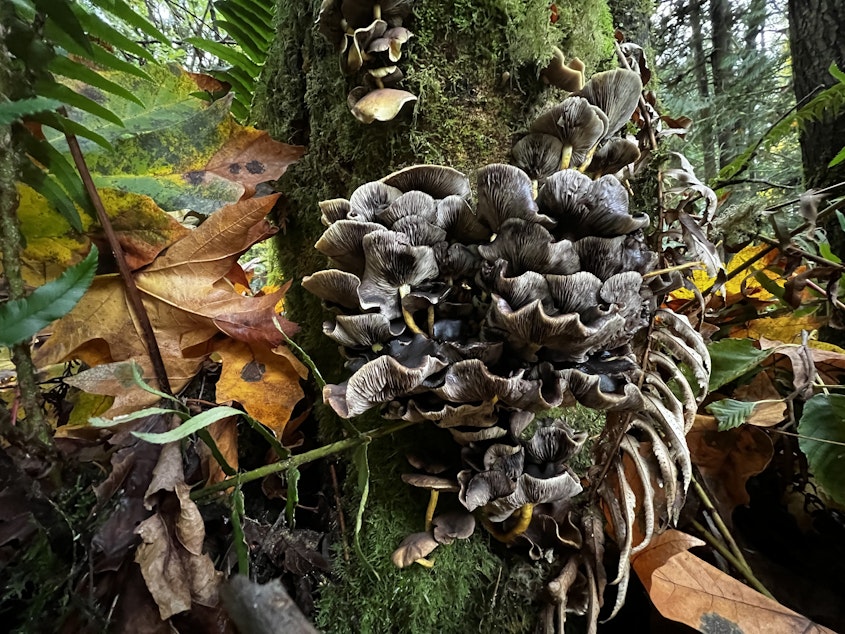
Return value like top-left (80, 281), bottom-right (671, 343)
top-left (687, 415), bottom-right (773, 519)
top-left (759, 337), bottom-right (816, 398)
top-left (214, 339), bottom-right (306, 439)
top-left (203, 415), bottom-right (239, 486)
top-left (730, 314), bottom-right (826, 343)
top-left (633, 529), bottom-right (836, 634)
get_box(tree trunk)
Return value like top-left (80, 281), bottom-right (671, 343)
top-left (788, 0), bottom-right (845, 190)
top-left (709, 0), bottom-right (733, 169)
top-left (254, 1), bottom-right (619, 631)
top-left (690, 0), bottom-right (717, 180)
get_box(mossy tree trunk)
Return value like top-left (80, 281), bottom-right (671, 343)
top-left (253, 1), bottom-right (620, 631)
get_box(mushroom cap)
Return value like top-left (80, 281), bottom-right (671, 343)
top-left (477, 219), bottom-right (579, 276)
top-left (314, 219), bottom-right (385, 274)
top-left (375, 190), bottom-right (437, 226)
top-left (381, 165), bottom-right (472, 200)
top-left (436, 195), bottom-right (491, 242)
top-left (401, 473), bottom-right (460, 491)
top-left (349, 88), bottom-right (417, 124)
top-left (432, 511), bottom-right (476, 544)
top-left (319, 198), bottom-right (350, 225)
top-left (391, 532), bottom-right (439, 568)
top-left (349, 181), bottom-right (403, 221)
top-left (385, 26), bottom-right (413, 62)
top-left (587, 137), bottom-right (641, 177)
top-left (511, 133), bottom-right (564, 181)
top-left (323, 313), bottom-right (396, 347)
top-left (302, 269), bottom-right (362, 310)
top-left (540, 47), bottom-right (585, 92)
top-left (475, 164), bottom-right (554, 231)
top-left (485, 471), bottom-right (583, 523)
top-left (576, 68), bottom-right (643, 140)
top-left (530, 97), bottom-right (609, 168)
top-left (392, 216), bottom-right (448, 246)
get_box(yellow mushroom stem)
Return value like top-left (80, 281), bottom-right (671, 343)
top-left (424, 490), bottom-right (440, 531)
top-left (531, 179), bottom-right (539, 200)
top-left (375, 76), bottom-right (385, 89)
top-left (399, 284), bottom-right (425, 335)
top-left (577, 143), bottom-right (599, 173)
top-left (560, 145), bottom-right (573, 170)
top-left (483, 504), bottom-right (535, 544)
top-left (427, 305), bottom-right (435, 336)
top-left (414, 557), bottom-right (434, 568)
top-left (373, 3), bottom-right (381, 19)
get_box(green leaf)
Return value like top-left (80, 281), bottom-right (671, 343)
top-left (19, 161), bottom-right (83, 231)
top-left (216, 0), bottom-right (274, 44)
top-left (285, 466), bottom-right (301, 528)
top-left (829, 144), bottom-right (845, 169)
top-left (89, 406), bottom-right (186, 427)
top-left (707, 338), bottom-right (774, 391)
top-left (798, 394), bottom-right (845, 506)
top-left (837, 210), bottom-right (845, 234)
top-left (0, 246), bottom-right (98, 347)
top-left (48, 56), bottom-right (145, 107)
top-left (351, 443), bottom-right (380, 579)
top-left (231, 487), bottom-right (249, 575)
top-left (215, 19), bottom-right (264, 62)
top-left (46, 22), bottom-right (153, 81)
top-left (224, 0), bottom-right (274, 23)
top-left (184, 37), bottom-right (262, 77)
top-left (752, 270), bottom-right (785, 302)
top-left (87, 0), bottom-right (170, 43)
top-left (32, 111), bottom-right (113, 151)
top-left (74, 7), bottom-right (156, 63)
top-left (706, 399), bottom-right (759, 431)
top-left (32, 0), bottom-right (91, 54)
top-left (128, 360), bottom-right (181, 404)
top-left (21, 134), bottom-right (91, 215)
top-left (829, 62), bottom-right (845, 85)
top-left (35, 79), bottom-right (124, 126)
top-left (0, 97), bottom-right (62, 125)
top-left (132, 406), bottom-right (246, 443)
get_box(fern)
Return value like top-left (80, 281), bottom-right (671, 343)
top-left (187, 0), bottom-right (277, 121)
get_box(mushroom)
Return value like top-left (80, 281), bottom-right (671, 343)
top-left (511, 133), bottom-right (564, 186)
top-left (477, 219), bottom-right (579, 277)
top-left (540, 47), bottom-right (585, 92)
top-left (323, 313), bottom-right (396, 347)
top-left (401, 474), bottom-right (459, 530)
top-left (475, 164), bottom-right (555, 231)
top-left (381, 165), bottom-right (472, 200)
top-left (391, 531), bottom-right (440, 568)
top-left (375, 190), bottom-right (437, 226)
top-left (314, 219), bottom-right (385, 274)
top-left (302, 269), bottom-right (362, 310)
top-left (349, 180), bottom-right (403, 221)
top-left (432, 511), bottom-right (476, 545)
top-left (576, 68), bottom-right (643, 140)
top-left (319, 197), bottom-right (351, 225)
top-left (343, 19), bottom-right (387, 74)
top-left (348, 87), bottom-right (417, 124)
top-left (586, 138), bottom-right (641, 177)
top-left (392, 216), bottom-right (448, 246)
top-left (436, 196), bottom-right (491, 242)
top-left (530, 97), bottom-right (608, 170)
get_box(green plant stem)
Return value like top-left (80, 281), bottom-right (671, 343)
top-left (191, 419), bottom-right (419, 499)
top-left (692, 478), bottom-right (745, 563)
top-left (690, 518), bottom-right (774, 599)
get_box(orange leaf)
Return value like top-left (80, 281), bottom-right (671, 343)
top-left (633, 529), bottom-right (836, 633)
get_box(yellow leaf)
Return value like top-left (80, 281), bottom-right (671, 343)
top-left (730, 314), bottom-right (825, 342)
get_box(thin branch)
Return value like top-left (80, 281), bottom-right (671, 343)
top-left (60, 109), bottom-right (173, 396)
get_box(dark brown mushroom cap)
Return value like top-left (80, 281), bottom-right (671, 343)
top-left (487, 295), bottom-right (627, 362)
top-left (587, 137), bottom-right (641, 177)
top-left (314, 220), bottom-right (385, 274)
top-left (435, 242), bottom-right (483, 280)
top-left (488, 268), bottom-right (551, 310)
top-left (432, 511), bottom-right (476, 544)
top-left (391, 532), bottom-right (439, 568)
top-left (302, 269), bottom-right (362, 311)
top-left (511, 133), bottom-right (564, 181)
top-left (484, 471), bottom-right (583, 523)
top-left (574, 234), bottom-right (656, 281)
top-left (381, 165), bottom-right (472, 200)
top-left (523, 424), bottom-right (588, 469)
top-left (357, 230), bottom-right (439, 318)
top-left (449, 425), bottom-right (509, 445)
top-left (364, 66), bottom-right (404, 89)
top-left (544, 271), bottom-right (603, 316)
top-left (599, 271), bottom-right (648, 339)
top-left (561, 367), bottom-right (644, 410)
top-left (576, 68), bottom-right (643, 140)
top-left (537, 171), bottom-right (649, 239)
top-left (349, 181), bottom-right (403, 222)
top-left (349, 87), bottom-right (417, 124)
top-left (436, 196), bottom-right (491, 242)
top-left (401, 473), bottom-right (460, 491)
top-left (375, 190), bottom-right (437, 227)
top-left (540, 47), bottom-right (585, 92)
top-left (392, 216), bottom-right (448, 246)
top-left (323, 353), bottom-right (448, 417)
top-left (530, 97), bottom-right (608, 168)
top-left (477, 219), bottom-right (579, 276)
top-left (475, 164), bottom-right (555, 232)
top-left (323, 313), bottom-right (396, 347)
top-left (319, 198), bottom-right (350, 225)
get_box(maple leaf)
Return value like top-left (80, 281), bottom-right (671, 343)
top-left (35, 194), bottom-right (298, 406)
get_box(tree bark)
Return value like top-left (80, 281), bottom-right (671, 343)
top-left (709, 0), bottom-right (733, 169)
top-left (690, 0), bottom-right (717, 180)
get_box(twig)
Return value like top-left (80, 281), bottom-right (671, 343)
top-left (692, 478), bottom-right (744, 563)
top-left (769, 428), bottom-right (845, 447)
top-left (60, 109), bottom-right (173, 396)
top-left (191, 419), bottom-right (419, 499)
top-left (330, 462), bottom-right (350, 563)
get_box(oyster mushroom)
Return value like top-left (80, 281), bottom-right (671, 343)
top-left (402, 473), bottom-right (460, 530)
top-left (349, 180), bottom-right (403, 221)
top-left (343, 19), bottom-right (387, 74)
top-left (511, 133), bottom-right (564, 185)
top-left (540, 47), bottom-right (585, 92)
top-left (381, 165), bottom-right (472, 200)
top-left (478, 219), bottom-right (579, 276)
top-left (391, 531), bottom-right (439, 568)
top-left (348, 87), bottom-right (417, 124)
top-left (323, 313), bottom-right (396, 347)
top-left (319, 197), bottom-right (351, 225)
top-left (587, 138), bottom-right (641, 177)
top-left (314, 219), bottom-right (385, 274)
top-left (376, 189), bottom-right (437, 226)
top-left (302, 269), bottom-right (362, 310)
top-left (530, 97), bottom-right (608, 170)
top-left (476, 164), bottom-right (555, 231)
top-left (432, 511), bottom-right (476, 545)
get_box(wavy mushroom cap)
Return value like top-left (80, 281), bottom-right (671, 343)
top-left (302, 269), bottom-right (362, 310)
top-left (574, 234), bottom-right (656, 281)
top-left (364, 65), bottom-right (404, 89)
top-left (523, 422), bottom-right (588, 471)
top-left (349, 87), bottom-right (417, 124)
top-left (314, 220), bottom-right (385, 274)
top-left (436, 196), bottom-right (491, 242)
top-left (349, 180), bottom-right (403, 221)
top-left (391, 532), bottom-right (439, 568)
top-left (540, 47), bottom-right (585, 92)
top-left (343, 19), bottom-right (387, 74)
top-left (392, 215), bottom-right (448, 246)
top-left (511, 133), bottom-right (564, 181)
top-left (483, 444), bottom-right (525, 479)
top-left (476, 164), bottom-right (554, 231)
top-left (431, 359), bottom-right (540, 408)
top-left (432, 511), bottom-right (476, 545)
top-left (478, 219), bottom-right (579, 276)
top-left (487, 268), bottom-right (552, 310)
top-left (576, 68), bottom-right (643, 140)
top-left (544, 271), bottom-right (603, 316)
top-left (381, 165), bottom-right (472, 200)
top-left (587, 137), bottom-right (641, 177)
top-left (319, 198), bottom-right (350, 225)
top-left (375, 190), bottom-right (437, 226)
top-left (530, 97), bottom-right (608, 168)
top-left (484, 470), bottom-right (583, 523)
top-left (323, 313), bottom-right (396, 347)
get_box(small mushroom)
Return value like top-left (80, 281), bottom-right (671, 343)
top-left (319, 197), bottom-right (351, 225)
top-left (530, 97), bottom-right (608, 170)
top-left (391, 531), bottom-right (440, 568)
top-left (576, 68), bottom-right (643, 140)
top-left (302, 269), bottom-right (362, 310)
top-left (349, 180), bottom-right (403, 221)
top-left (540, 47), bottom-right (585, 92)
top-left (475, 164), bottom-right (555, 231)
top-left (511, 133), bottom-right (564, 185)
top-left (401, 474), bottom-right (460, 530)
top-left (432, 511), bottom-right (476, 545)
top-left (314, 219), bottom-right (385, 274)
top-left (348, 87), bottom-right (417, 124)
top-left (586, 138), bottom-right (641, 177)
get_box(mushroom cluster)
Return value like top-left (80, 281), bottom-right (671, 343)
top-left (305, 66), bottom-right (710, 629)
top-left (318, 0), bottom-right (417, 123)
